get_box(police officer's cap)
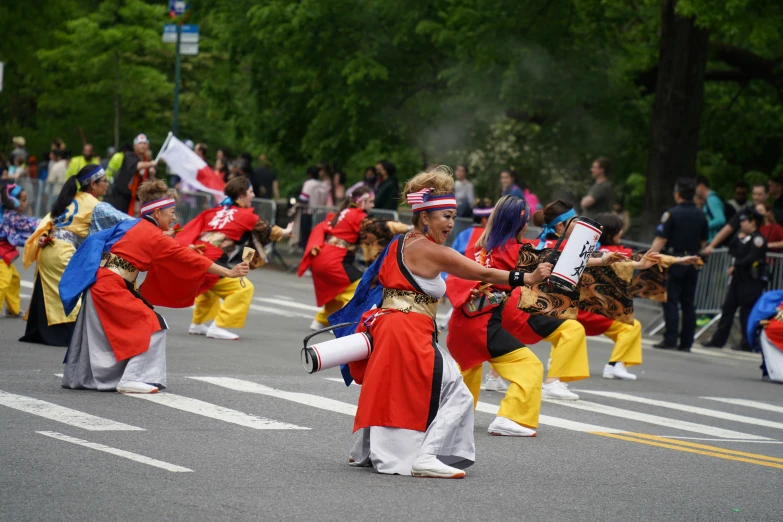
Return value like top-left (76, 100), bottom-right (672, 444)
top-left (738, 207), bottom-right (764, 222)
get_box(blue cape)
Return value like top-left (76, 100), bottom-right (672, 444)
top-left (328, 237), bottom-right (398, 385)
top-left (746, 290), bottom-right (783, 349)
top-left (59, 219), bottom-right (140, 315)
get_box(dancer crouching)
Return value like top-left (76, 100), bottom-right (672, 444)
top-left (60, 180), bottom-right (249, 394)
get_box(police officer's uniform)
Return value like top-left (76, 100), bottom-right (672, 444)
top-left (655, 201), bottom-right (708, 351)
top-left (705, 216), bottom-right (768, 350)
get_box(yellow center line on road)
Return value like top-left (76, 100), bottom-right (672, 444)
top-left (591, 432), bottom-right (783, 470)
top-left (624, 433), bottom-right (783, 463)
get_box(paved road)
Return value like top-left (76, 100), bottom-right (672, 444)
top-left (1, 264), bottom-right (781, 522)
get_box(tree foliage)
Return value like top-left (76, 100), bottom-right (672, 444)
top-left (2, 0), bottom-right (783, 231)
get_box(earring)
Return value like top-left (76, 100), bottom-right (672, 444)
top-left (423, 225), bottom-right (428, 234)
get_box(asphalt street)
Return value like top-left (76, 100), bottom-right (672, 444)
top-left (1, 263), bottom-right (781, 522)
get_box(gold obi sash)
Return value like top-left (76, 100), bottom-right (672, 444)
top-left (198, 231), bottom-right (235, 253)
top-left (381, 288), bottom-right (439, 319)
top-left (100, 252), bottom-right (139, 283)
top-left (326, 236), bottom-right (355, 251)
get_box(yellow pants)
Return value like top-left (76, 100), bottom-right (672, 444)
top-left (605, 319), bottom-right (643, 366)
top-left (192, 277), bottom-right (254, 328)
top-left (0, 263), bottom-right (21, 316)
top-left (545, 320), bottom-right (590, 382)
top-left (313, 279), bottom-right (360, 327)
top-left (462, 348), bottom-right (543, 429)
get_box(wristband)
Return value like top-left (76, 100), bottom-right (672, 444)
top-left (508, 270), bottom-right (525, 287)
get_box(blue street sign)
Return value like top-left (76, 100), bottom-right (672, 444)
top-left (162, 24), bottom-right (199, 44)
top-left (168, 1), bottom-right (189, 15)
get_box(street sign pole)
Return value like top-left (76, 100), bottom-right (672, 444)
top-left (173, 22), bottom-right (182, 137)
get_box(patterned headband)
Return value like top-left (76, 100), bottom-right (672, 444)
top-left (140, 197), bottom-right (176, 216)
top-left (406, 188), bottom-right (457, 213)
top-left (8, 184), bottom-right (22, 198)
top-left (77, 165), bottom-right (106, 187)
top-left (473, 207), bottom-right (494, 217)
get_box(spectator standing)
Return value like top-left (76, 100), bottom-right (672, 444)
top-left (251, 154), bottom-right (279, 199)
top-left (101, 147), bottom-right (116, 171)
top-left (758, 203), bottom-right (783, 252)
top-left (10, 137), bottom-right (28, 163)
top-left (106, 143), bottom-right (130, 183)
top-left (374, 160), bottom-right (400, 210)
top-left (500, 168), bottom-right (540, 210)
top-left (110, 134), bottom-right (157, 215)
top-left (66, 144), bottom-right (100, 179)
top-left (214, 158), bottom-right (229, 183)
top-left (5, 156), bottom-right (26, 180)
top-left (702, 208), bottom-right (767, 351)
top-left (454, 164), bottom-right (475, 217)
top-left (332, 170), bottom-right (347, 205)
top-left (346, 167), bottom-right (377, 197)
top-left (650, 178), bottom-right (708, 352)
top-left (769, 175), bottom-right (783, 225)
top-left (695, 176), bottom-right (726, 241)
top-left (703, 183), bottom-right (770, 254)
top-left (724, 181), bottom-right (749, 222)
top-left (46, 150), bottom-right (69, 186)
top-left (580, 157), bottom-right (615, 220)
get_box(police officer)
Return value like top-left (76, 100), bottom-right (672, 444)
top-left (702, 208), bottom-right (767, 351)
top-left (650, 178), bottom-right (708, 352)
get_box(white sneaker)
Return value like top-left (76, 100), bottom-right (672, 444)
top-left (206, 322), bottom-right (239, 340)
top-left (608, 362), bottom-right (638, 381)
top-left (188, 323), bottom-right (208, 335)
top-left (116, 381), bottom-right (159, 394)
top-left (411, 454), bottom-right (465, 479)
top-left (310, 319), bottom-right (327, 332)
top-left (482, 374), bottom-right (510, 392)
top-left (542, 380), bottom-right (580, 400)
top-left (488, 416), bottom-right (537, 437)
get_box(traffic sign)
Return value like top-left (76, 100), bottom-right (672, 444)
top-left (179, 43), bottom-right (199, 56)
top-left (162, 24), bottom-right (199, 44)
top-left (169, 1), bottom-right (189, 15)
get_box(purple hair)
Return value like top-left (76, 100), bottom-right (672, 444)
top-left (482, 195), bottom-right (529, 252)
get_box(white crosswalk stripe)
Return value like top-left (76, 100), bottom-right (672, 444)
top-left (254, 297), bottom-right (321, 312)
top-left (577, 390), bottom-right (783, 431)
top-left (0, 390), bottom-right (144, 431)
top-left (37, 431), bottom-right (192, 472)
top-left (702, 397), bottom-right (783, 415)
top-left (123, 392), bottom-right (310, 430)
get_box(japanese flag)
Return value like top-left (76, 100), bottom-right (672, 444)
top-left (157, 133), bottom-right (225, 197)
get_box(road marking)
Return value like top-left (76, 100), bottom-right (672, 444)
top-left (21, 280), bottom-right (33, 289)
top-left (577, 390), bottom-right (783, 431)
top-left (323, 377), bottom-right (354, 385)
top-left (0, 390), bottom-right (144, 431)
top-left (626, 433), bottom-right (783, 462)
top-left (37, 431), bottom-right (192, 472)
top-left (273, 295), bottom-right (295, 301)
top-left (54, 373), bottom-right (63, 378)
top-left (123, 393), bottom-right (309, 430)
top-left (254, 297), bottom-right (320, 312)
top-left (656, 436), bottom-right (783, 444)
top-left (702, 397), bottom-right (783, 415)
top-left (189, 377), bottom-right (358, 416)
top-left (542, 398), bottom-right (770, 440)
top-left (592, 432), bottom-right (783, 470)
top-left (249, 304), bottom-right (313, 319)
top-left (476, 401), bottom-right (624, 434)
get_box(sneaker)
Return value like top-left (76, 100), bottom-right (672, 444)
top-left (602, 364), bottom-right (616, 379)
top-left (3, 310), bottom-right (24, 318)
top-left (188, 323), bottom-right (208, 336)
top-left (206, 322), bottom-right (239, 340)
top-left (116, 381), bottom-right (159, 394)
top-left (488, 416), bottom-right (537, 437)
top-left (310, 319), bottom-right (327, 332)
top-left (608, 362), bottom-right (637, 381)
top-left (411, 454), bottom-right (465, 479)
top-left (542, 380), bottom-right (580, 400)
top-left (482, 374), bottom-right (509, 392)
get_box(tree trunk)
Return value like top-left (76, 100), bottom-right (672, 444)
top-left (114, 52), bottom-right (120, 151)
top-left (642, 0), bottom-right (709, 238)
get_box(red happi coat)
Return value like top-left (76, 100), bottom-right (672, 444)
top-left (176, 205), bottom-right (261, 294)
top-left (349, 237), bottom-right (442, 432)
top-left (299, 207), bottom-right (366, 306)
top-left (92, 219), bottom-right (214, 361)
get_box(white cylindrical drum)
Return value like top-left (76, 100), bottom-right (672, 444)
top-left (301, 332), bottom-right (373, 374)
top-left (550, 216), bottom-right (602, 291)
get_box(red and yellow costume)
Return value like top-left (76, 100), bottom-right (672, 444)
top-left (177, 203), bottom-right (286, 330)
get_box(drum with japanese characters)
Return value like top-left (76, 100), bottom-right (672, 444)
top-left (549, 216), bottom-right (602, 293)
